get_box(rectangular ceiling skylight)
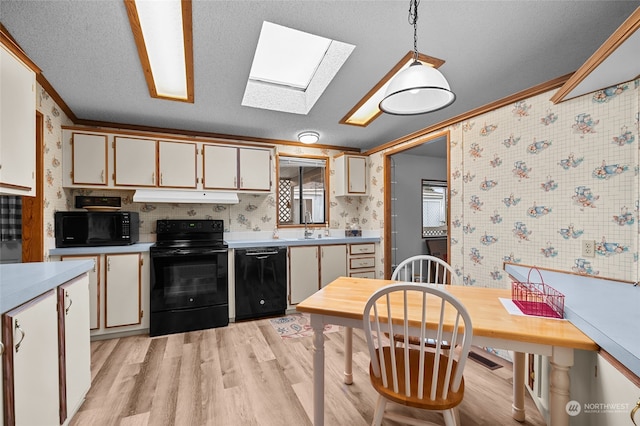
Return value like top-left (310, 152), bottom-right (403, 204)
top-left (249, 22), bottom-right (332, 90)
top-left (242, 21), bottom-right (355, 115)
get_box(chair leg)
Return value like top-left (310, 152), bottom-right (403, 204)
top-left (443, 408), bottom-right (458, 426)
top-left (371, 395), bottom-right (387, 426)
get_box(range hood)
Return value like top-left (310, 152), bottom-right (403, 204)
top-left (133, 190), bottom-right (239, 204)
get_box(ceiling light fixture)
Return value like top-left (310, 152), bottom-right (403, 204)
top-left (298, 131), bottom-right (320, 144)
top-left (340, 51), bottom-right (445, 127)
top-left (379, 0), bottom-right (455, 115)
top-left (124, 0), bottom-right (194, 103)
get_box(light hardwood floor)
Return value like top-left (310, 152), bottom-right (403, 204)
top-left (71, 318), bottom-right (546, 426)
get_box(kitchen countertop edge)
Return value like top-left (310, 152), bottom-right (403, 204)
top-left (49, 242), bottom-right (155, 256)
top-left (226, 236), bottom-right (380, 249)
top-left (0, 260), bottom-right (94, 314)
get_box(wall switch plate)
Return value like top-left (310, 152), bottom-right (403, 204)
top-left (582, 240), bottom-right (595, 257)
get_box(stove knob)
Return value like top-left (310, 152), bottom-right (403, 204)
top-left (189, 298), bottom-right (194, 302)
top-left (260, 299), bottom-right (265, 305)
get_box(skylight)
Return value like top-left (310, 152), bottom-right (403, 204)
top-left (242, 22), bottom-right (355, 115)
top-left (249, 22), bottom-right (331, 90)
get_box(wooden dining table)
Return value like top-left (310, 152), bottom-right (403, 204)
top-left (296, 276), bottom-right (598, 426)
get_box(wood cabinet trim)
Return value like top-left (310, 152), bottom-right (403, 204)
top-left (56, 287), bottom-right (68, 424)
top-left (599, 349), bottom-right (640, 388)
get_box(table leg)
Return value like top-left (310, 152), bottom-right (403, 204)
top-left (344, 326), bottom-right (353, 384)
top-left (310, 314), bottom-right (325, 426)
top-left (549, 347), bottom-right (573, 426)
top-left (512, 351), bottom-right (526, 422)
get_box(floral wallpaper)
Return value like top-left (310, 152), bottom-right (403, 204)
top-left (366, 79), bottom-right (640, 285)
top-left (37, 84), bottom-right (73, 260)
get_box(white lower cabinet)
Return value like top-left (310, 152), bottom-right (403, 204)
top-left (2, 290), bottom-right (60, 425)
top-left (62, 255), bottom-right (99, 329)
top-left (60, 252), bottom-right (147, 336)
top-left (320, 245), bottom-right (347, 288)
top-left (289, 246), bottom-right (320, 305)
top-left (289, 244), bottom-right (347, 304)
top-left (59, 276), bottom-right (91, 424)
top-left (105, 253), bottom-right (142, 327)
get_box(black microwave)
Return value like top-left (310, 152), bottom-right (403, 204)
top-left (54, 211), bottom-right (139, 247)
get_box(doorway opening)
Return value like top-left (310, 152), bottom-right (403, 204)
top-left (383, 131), bottom-right (450, 279)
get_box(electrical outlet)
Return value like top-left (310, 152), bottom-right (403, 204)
top-left (582, 240), bottom-right (595, 257)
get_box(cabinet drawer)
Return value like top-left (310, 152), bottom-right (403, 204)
top-left (349, 243), bottom-right (375, 255)
top-left (350, 271), bottom-right (376, 279)
top-left (349, 257), bottom-right (375, 269)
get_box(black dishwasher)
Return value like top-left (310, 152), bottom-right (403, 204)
top-left (234, 247), bottom-right (287, 321)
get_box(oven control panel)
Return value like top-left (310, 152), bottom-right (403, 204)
top-left (156, 219), bottom-right (224, 234)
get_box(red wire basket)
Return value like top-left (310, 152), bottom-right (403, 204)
top-left (511, 267), bottom-right (564, 319)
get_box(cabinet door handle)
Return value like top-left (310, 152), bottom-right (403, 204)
top-left (0, 341), bottom-right (4, 356)
top-left (160, 173), bottom-right (163, 185)
top-left (631, 398), bottom-right (639, 426)
top-left (93, 259), bottom-right (97, 272)
top-left (151, 172), bottom-right (155, 184)
top-left (14, 320), bottom-right (25, 353)
top-left (65, 290), bottom-right (73, 315)
top-left (107, 258), bottom-right (111, 271)
top-left (100, 170), bottom-right (105, 182)
top-left (234, 176), bottom-right (237, 187)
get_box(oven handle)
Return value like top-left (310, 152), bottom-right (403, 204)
top-left (152, 248), bottom-right (228, 256)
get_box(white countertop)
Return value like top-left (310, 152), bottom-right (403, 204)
top-left (504, 263), bottom-right (640, 378)
top-left (0, 260), bottom-right (94, 314)
top-left (226, 236), bottom-right (380, 249)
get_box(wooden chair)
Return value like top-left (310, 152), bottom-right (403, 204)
top-left (391, 255), bottom-right (458, 350)
top-left (362, 283), bottom-right (473, 426)
top-left (392, 255), bottom-right (458, 285)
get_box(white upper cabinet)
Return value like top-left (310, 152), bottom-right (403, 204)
top-left (61, 129), bottom-right (273, 192)
top-left (0, 43), bottom-right (36, 196)
top-left (114, 137), bottom-right (157, 187)
top-left (238, 147), bottom-right (271, 191)
top-left (71, 133), bottom-right (108, 185)
top-left (203, 144), bottom-right (238, 189)
top-left (158, 141), bottom-right (197, 188)
top-left (203, 145), bottom-right (272, 191)
top-left (334, 154), bottom-right (367, 196)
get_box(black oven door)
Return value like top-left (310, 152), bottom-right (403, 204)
top-left (150, 247), bottom-right (228, 312)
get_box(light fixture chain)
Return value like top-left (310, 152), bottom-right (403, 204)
top-left (408, 0), bottom-right (420, 62)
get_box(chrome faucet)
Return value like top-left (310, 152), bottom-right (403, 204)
top-left (304, 211), bottom-right (313, 238)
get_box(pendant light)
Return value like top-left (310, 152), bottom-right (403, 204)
top-left (379, 0), bottom-right (455, 115)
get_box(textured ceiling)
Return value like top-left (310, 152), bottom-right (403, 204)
top-left (1, 1), bottom-right (638, 153)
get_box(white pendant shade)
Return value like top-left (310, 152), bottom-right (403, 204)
top-left (379, 62), bottom-right (455, 115)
